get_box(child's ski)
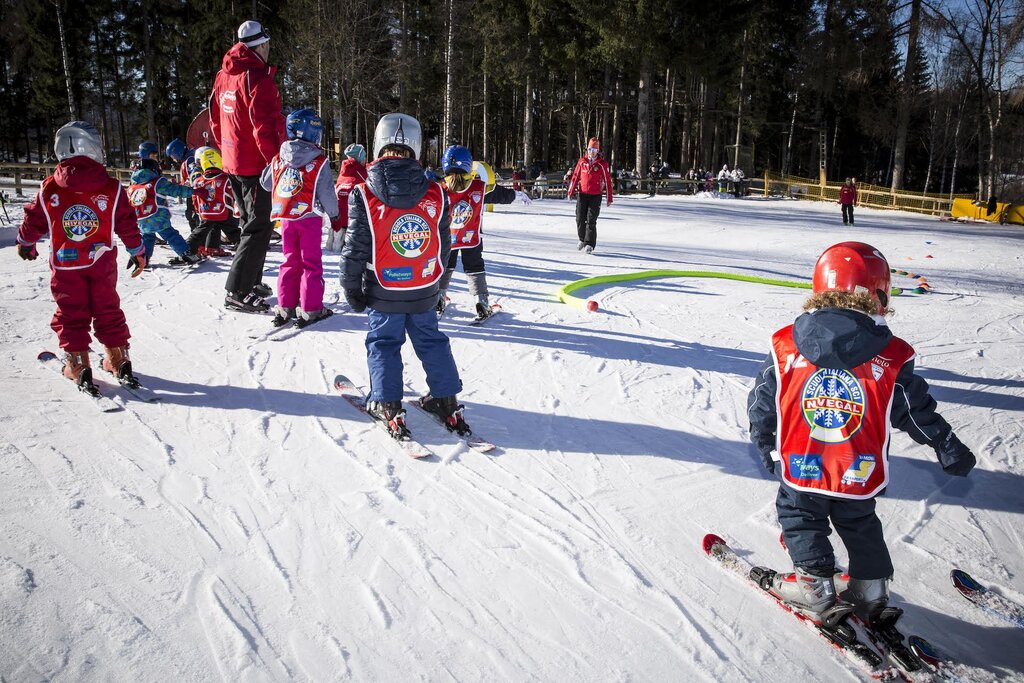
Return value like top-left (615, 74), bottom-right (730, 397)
top-left (333, 374), bottom-right (433, 459)
top-left (950, 569), bottom-right (1024, 629)
top-left (38, 351), bottom-right (122, 413)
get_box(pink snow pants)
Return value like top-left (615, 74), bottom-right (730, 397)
top-left (277, 213), bottom-right (325, 313)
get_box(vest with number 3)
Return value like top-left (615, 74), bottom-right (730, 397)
top-left (446, 178), bottom-right (486, 250)
top-left (269, 155), bottom-right (327, 221)
top-left (771, 325), bottom-right (916, 500)
top-left (39, 175), bottom-right (121, 270)
top-left (362, 182), bottom-right (445, 291)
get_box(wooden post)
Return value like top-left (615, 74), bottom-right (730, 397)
top-left (764, 170), bottom-right (769, 198)
top-left (14, 169), bottom-right (23, 197)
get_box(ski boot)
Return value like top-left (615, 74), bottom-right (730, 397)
top-left (294, 308), bottom-right (334, 329)
top-left (751, 565), bottom-right (848, 627)
top-left (251, 282), bottom-right (273, 298)
top-left (168, 251), bottom-right (203, 266)
top-left (420, 394), bottom-right (471, 436)
top-left (225, 291), bottom-right (270, 313)
top-left (272, 306), bottom-right (296, 328)
top-left (366, 400), bottom-right (411, 440)
top-left (473, 298), bottom-right (493, 322)
top-left (102, 345), bottom-right (140, 388)
top-left (63, 350), bottom-right (100, 396)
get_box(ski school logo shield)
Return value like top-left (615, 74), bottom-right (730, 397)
top-left (451, 199), bottom-right (473, 228)
top-left (128, 187), bottom-right (148, 207)
top-left (841, 455), bottom-right (876, 485)
top-left (277, 168), bottom-right (303, 197)
top-left (801, 368), bottom-right (865, 443)
top-left (390, 214), bottom-right (431, 258)
top-left (61, 204), bottom-right (100, 242)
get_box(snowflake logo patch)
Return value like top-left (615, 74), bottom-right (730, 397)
top-left (800, 368), bottom-right (865, 444)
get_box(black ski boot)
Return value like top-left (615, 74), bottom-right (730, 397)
top-left (420, 394), bottom-right (471, 436)
top-left (366, 400), bottom-right (411, 440)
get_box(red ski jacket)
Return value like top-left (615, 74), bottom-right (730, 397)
top-left (567, 155), bottom-right (613, 204)
top-left (335, 157), bottom-right (369, 227)
top-left (209, 42), bottom-right (286, 176)
top-left (840, 184), bottom-right (858, 205)
top-left (18, 157), bottom-right (143, 267)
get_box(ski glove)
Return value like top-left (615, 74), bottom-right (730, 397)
top-left (17, 243), bottom-right (38, 261)
top-left (936, 431), bottom-right (976, 477)
top-left (345, 288), bottom-right (367, 313)
top-left (126, 253), bottom-right (147, 278)
top-left (514, 191), bottom-right (532, 206)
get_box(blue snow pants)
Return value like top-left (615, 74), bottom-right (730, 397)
top-left (777, 480), bottom-right (894, 580)
top-left (365, 308), bottom-right (462, 403)
top-left (142, 226), bottom-right (191, 261)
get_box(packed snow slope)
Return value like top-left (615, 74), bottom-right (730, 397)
top-left (1, 191), bottom-right (1022, 682)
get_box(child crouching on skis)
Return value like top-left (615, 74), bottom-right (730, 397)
top-left (746, 241), bottom-right (976, 628)
top-left (127, 153), bottom-right (200, 267)
top-left (17, 121), bottom-right (147, 390)
top-left (260, 108), bottom-right (341, 328)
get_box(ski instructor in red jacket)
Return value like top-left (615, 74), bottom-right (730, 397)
top-left (567, 137), bottom-right (613, 254)
top-left (209, 20), bottom-right (286, 313)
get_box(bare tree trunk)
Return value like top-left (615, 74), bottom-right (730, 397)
top-left (523, 73), bottom-right (533, 170)
top-left (92, 24), bottom-right (111, 161)
top-left (610, 73), bottom-right (621, 169)
top-left (661, 67), bottom-right (675, 164)
top-left (733, 30), bottom-right (748, 169)
top-left (482, 65), bottom-right (489, 161)
top-left (783, 91), bottom-right (798, 175)
top-left (442, 0), bottom-right (455, 154)
top-left (141, 0), bottom-right (156, 142)
top-left (635, 62), bottom-right (651, 175)
top-left (890, 0), bottom-right (921, 191)
top-left (54, 0), bottom-right (76, 119)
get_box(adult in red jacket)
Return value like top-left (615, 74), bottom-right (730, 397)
top-left (17, 121), bottom-right (146, 390)
top-left (328, 143), bottom-right (369, 252)
top-left (567, 137), bottom-right (613, 254)
top-left (839, 177), bottom-right (858, 226)
top-left (209, 20), bottom-right (286, 312)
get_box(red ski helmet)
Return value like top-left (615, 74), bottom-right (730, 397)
top-left (812, 241), bottom-right (892, 314)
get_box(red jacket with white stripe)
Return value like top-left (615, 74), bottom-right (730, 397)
top-left (567, 154), bottom-right (613, 204)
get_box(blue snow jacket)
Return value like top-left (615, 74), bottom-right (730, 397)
top-left (129, 167), bottom-right (193, 235)
top-left (341, 157), bottom-right (451, 314)
top-left (747, 307), bottom-right (975, 478)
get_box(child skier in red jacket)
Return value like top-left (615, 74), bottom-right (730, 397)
top-left (17, 121), bottom-right (147, 392)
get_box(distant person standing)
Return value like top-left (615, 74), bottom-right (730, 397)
top-left (566, 137), bottom-right (613, 254)
top-left (209, 20), bottom-right (286, 313)
top-left (840, 178), bottom-right (858, 226)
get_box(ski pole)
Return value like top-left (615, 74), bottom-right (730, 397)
top-left (0, 192), bottom-right (9, 223)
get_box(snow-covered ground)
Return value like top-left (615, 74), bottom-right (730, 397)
top-left (1, 190), bottom-right (1022, 681)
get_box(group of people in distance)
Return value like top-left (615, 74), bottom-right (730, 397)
top-left (14, 19), bottom-right (976, 644)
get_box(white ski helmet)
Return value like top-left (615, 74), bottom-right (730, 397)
top-left (194, 146), bottom-right (212, 163)
top-left (373, 113), bottom-right (421, 160)
top-left (54, 120), bottom-right (104, 164)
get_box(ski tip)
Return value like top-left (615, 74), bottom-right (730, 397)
top-left (702, 533), bottom-right (728, 555)
top-left (38, 350), bottom-right (58, 362)
top-left (908, 635), bottom-right (942, 667)
top-left (951, 569), bottom-right (985, 594)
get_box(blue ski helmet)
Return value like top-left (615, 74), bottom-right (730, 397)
top-left (286, 108), bottom-right (323, 145)
top-left (165, 138), bottom-right (187, 162)
top-left (441, 145), bottom-right (474, 174)
top-left (138, 141), bottom-right (158, 159)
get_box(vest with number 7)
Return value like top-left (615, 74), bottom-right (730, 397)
top-left (771, 325), bottom-right (916, 500)
top-left (361, 182), bottom-right (446, 290)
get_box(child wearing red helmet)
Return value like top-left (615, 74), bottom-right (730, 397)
top-left (746, 241), bottom-right (976, 630)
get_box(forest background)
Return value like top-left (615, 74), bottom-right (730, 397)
top-left (1, 0), bottom-right (1022, 200)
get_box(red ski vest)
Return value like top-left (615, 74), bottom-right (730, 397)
top-left (360, 182), bottom-right (445, 291)
top-left (194, 171), bottom-right (233, 221)
top-left (269, 155), bottom-right (327, 221)
top-left (39, 175), bottom-right (121, 270)
top-left (446, 178), bottom-right (486, 250)
top-left (771, 326), bottom-right (916, 500)
top-left (126, 179), bottom-right (158, 220)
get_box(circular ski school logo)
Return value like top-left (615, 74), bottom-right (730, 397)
top-left (61, 204), bottom-right (100, 242)
top-left (390, 214), bottom-right (431, 257)
top-left (801, 368), bottom-right (865, 443)
top-left (276, 168), bottom-right (303, 197)
top-left (451, 199), bottom-right (474, 227)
